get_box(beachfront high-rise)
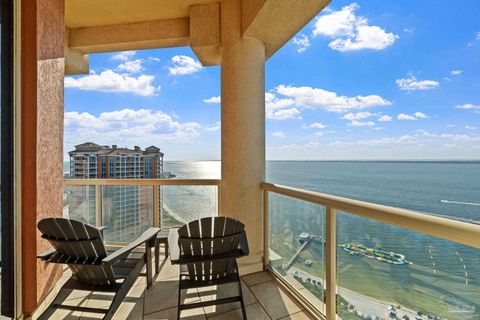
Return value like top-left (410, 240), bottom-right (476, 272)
top-left (68, 142), bottom-right (164, 179)
top-left (67, 143), bottom-right (164, 241)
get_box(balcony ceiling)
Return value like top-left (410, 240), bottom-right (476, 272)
top-left (64, 0), bottom-right (331, 74)
top-left (65, 0), bottom-right (219, 28)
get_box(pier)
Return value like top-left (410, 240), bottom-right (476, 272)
top-left (283, 235), bottom-right (314, 271)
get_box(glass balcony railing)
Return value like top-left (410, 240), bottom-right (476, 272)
top-left (160, 185), bottom-right (218, 229)
top-left (63, 185), bottom-right (97, 226)
top-left (63, 179), bottom-right (480, 319)
top-left (63, 179), bottom-right (220, 243)
top-left (336, 211), bottom-right (479, 320)
top-left (267, 193), bottom-right (326, 315)
top-left (262, 182), bottom-right (480, 320)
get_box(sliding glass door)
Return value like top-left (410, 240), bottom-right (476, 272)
top-left (1, 0), bottom-right (15, 317)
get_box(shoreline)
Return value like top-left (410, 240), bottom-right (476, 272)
top-left (289, 267), bottom-right (422, 320)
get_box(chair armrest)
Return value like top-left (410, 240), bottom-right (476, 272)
top-left (168, 228), bottom-right (180, 263)
top-left (37, 248), bottom-right (57, 260)
top-left (173, 249), bottom-right (247, 265)
top-left (239, 231), bottom-right (249, 256)
top-left (102, 228), bottom-right (160, 264)
top-left (97, 226), bottom-right (106, 238)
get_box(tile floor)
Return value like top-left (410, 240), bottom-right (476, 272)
top-left (46, 249), bottom-right (314, 320)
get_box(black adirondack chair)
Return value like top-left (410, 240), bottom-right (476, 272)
top-left (168, 217), bottom-right (249, 320)
top-left (37, 217), bottom-right (159, 320)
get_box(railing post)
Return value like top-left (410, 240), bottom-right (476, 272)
top-left (95, 185), bottom-right (102, 226)
top-left (153, 185), bottom-right (159, 228)
top-left (263, 189), bottom-right (269, 268)
top-left (325, 207), bottom-right (336, 320)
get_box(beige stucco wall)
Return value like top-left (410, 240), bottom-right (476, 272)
top-left (35, 0), bottom-right (65, 309)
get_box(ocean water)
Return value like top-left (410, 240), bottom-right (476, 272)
top-left (163, 160), bottom-right (480, 319)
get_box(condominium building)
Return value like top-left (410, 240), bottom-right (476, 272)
top-left (68, 142), bottom-right (164, 179)
top-left (66, 143), bottom-right (164, 241)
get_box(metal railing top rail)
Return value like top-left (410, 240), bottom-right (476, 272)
top-left (261, 182), bottom-right (480, 249)
top-left (63, 178), bottom-right (221, 186)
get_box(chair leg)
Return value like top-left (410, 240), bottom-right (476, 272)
top-left (37, 288), bottom-right (73, 320)
top-left (104, 259), bottom-right (144, 320)
top-left (177, 281), bottom-right (182, 320)
top-left (237, 274), bottom-right (247, 320)
top-left (155, 238), bottom-right (160, 274)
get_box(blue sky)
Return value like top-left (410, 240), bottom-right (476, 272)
top-left (64, 0), bottom-right (480, 161)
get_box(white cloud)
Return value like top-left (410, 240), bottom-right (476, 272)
top-left (308, 122), bottom-right (327, 129)
top-left (117, 59), bottom-right (144, 73)
top-left (111, 51), bottom-right (136, 61)
top-left (416, 129), bottom-right (437, 138)
top-left (149, 57), bottom-right (161, 62)
top-left (450, 70), bottom-right (463, 75)
top-left (274, 85), bottom-right (391, 113)
top-left (204, 121), bottom-right (221, 132)
top-left (268, 108), bottom-right (301, 120)
top-left (203, 96), bottom-right (221, 104)
top-left (265, 92), bottom-right (298, 120)
top-left (378, 115), bottom-right (393, 122)
top-left (293, 34), bottom-right (311, 53)
top-left (447, 124), bottom-right (456, 128)
top-left (312, 3), bottom-right (398, 52)
top-left (397, 113), bottom-right (416, 120)
top-left (395, 75), bottom-right (439, 91)
top-left (374, 127), bottom-right (385, 130)
top-left (342, 111), bottom-right (374, 120)
top-left (455, 103), bottom-right (480, 110)
top-left (65, 70), bottom-right (161, 96)
top-left (313, 131), bottom-right (324, 137)
top-left (397, 112), bottom-right (428, 120)
top-left (269, 131), bottom-right (480, 160)
top-left (440, 134), bottom-right (480, 142)
top-left (207, 86), bottom-right (390, 121)
top-left (477, 31), bottom-right (480, 40)
top-left (347, 120), bottom-right (375, 127)
top-left (403, 28), bottom-right (414, 33)
top-left (465, 125), bottom-right (477, 130)
top-left (64, 108), bottom-right (202, 153)
top-left (413, 112), bottom-right (428, 119)
top-left (168, 55), bottom-right (203, 75)
top-left (272, 131), bottom-right (286, 138)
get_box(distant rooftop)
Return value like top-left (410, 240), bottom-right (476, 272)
top-left (69, 142), bottom-right (164, 156)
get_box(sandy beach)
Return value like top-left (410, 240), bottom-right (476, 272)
top-left (289, 267), bottom-right (421, 319)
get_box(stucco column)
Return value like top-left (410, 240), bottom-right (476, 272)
top-left (21, 0), bottom-right (65, 314)
top-left (220, 0), bottom-right (266, 274)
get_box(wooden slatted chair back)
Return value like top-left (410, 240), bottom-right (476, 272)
top-left (38, 218), bottom-right (116, 285)
top-left (178, 217), bottom-right (244, 282)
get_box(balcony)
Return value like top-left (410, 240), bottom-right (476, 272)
top-left (6, 0), bottom-right (480, 319)
top-left (56, 179), bottom-right (480, 320)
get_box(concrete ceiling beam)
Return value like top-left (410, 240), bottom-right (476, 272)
top-left (242, 0), bottom-right (331, 58)
top-left (68, 18), bottom-right (190, 54)
top-left (65, 28), bottom-right (89, 75)
top-left (189, 3), bottom-right (221, 66)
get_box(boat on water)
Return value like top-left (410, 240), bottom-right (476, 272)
top-left (340, 242), bottom-right (412, 265)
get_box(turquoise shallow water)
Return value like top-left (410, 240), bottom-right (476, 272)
top-left (164, 160), bottom-right (480, 319)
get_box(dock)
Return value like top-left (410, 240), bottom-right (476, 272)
top-left (283, 236), bottom-right (313, 271)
